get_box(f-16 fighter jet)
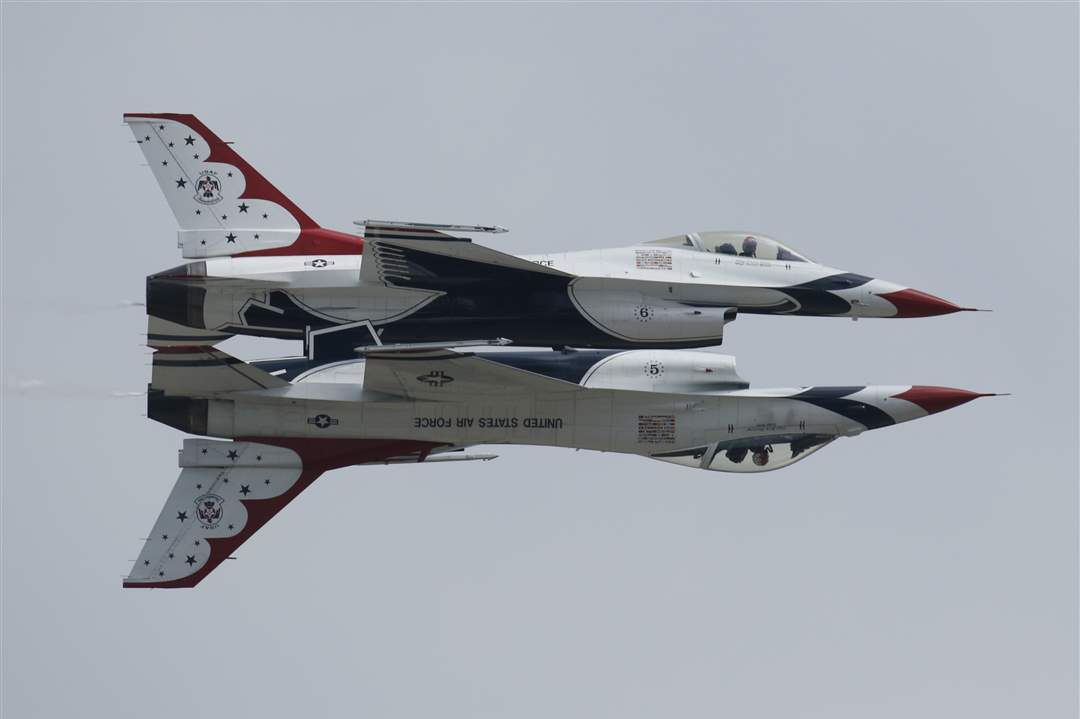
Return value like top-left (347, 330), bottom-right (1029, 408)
top-left (126, 114), bottom-right (976, 357)
top-left (125, 343), bottom-right (995, 587)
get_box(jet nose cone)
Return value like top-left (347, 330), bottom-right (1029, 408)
top-left (876, 288), bottom-right (971, 317)
top-left (877, 288), bottom-right (975, 317)
top-left (872, 285), bottom-right (976, 317)
top-left (891, 386), bottom-right (998, 415)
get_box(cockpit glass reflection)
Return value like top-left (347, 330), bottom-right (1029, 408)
top-left (643, 232), bottom-right (813, 263)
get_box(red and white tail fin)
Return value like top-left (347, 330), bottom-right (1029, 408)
top-left (124, 113), bottom-right (363, 259)
top-left (123, 436), bottom-right (441, 588)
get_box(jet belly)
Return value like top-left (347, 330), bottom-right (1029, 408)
top-left (217, 387), bottom-right (742, 458)
top-left (219, 394), bottom-right (579, 448)
top-left (219, 388), bottom-right (863, 462)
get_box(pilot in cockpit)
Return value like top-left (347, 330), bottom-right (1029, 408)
top-left (739, 236), bottom-right (758, 257)
top-left (716, 242), bottom-right (737, 255)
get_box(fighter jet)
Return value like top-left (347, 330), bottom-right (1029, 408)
top-left (124, 343), bottom-right (995, 587)
top-left (126, 113), bottom-right (976, 358)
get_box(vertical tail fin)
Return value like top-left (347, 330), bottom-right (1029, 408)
top-left (125, 113), bottom-right (363, 259)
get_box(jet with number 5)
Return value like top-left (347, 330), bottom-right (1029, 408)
top-left (127, 113), bottom-right (977, 358)
top-left (124, 342), bottom-right (996, 588)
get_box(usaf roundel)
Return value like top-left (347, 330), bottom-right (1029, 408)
top-left (194, 170), bottom-right (223, 205)
top-left (194, 492), bottom-right (225, 529)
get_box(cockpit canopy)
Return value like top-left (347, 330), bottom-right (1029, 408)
top-left (642, 231), bottom-right (813, 263)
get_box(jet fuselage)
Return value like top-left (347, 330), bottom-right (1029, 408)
top-left (149, 348), bottom-right (989, 474)
top-left (147, 239), bottom-right (961, 354)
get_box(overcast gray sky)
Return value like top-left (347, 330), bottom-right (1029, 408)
top-left (2, 3), bottom-right (1077, 717)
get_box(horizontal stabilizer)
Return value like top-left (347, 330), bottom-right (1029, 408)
top-left (152, 346), bottom-right (289, 395)
top-left (175, 276), bottom-right (289, 289)
top-left (147, 315), bottom-right (233, 349)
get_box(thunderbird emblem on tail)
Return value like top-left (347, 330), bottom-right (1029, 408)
top-left (194, 170), bottom-right (222, 205)
top-left (194, 493), bottom-right (224, 529)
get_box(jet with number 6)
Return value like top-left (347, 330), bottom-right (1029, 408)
top-left (127, 113), bottom-right (978, 359)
